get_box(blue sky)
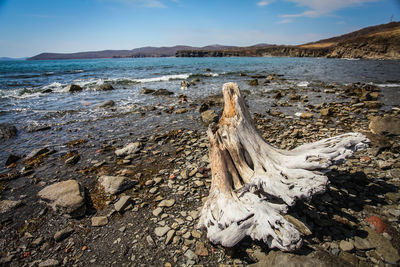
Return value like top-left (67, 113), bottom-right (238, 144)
top-left (0, 0), bottom-right (399, 57)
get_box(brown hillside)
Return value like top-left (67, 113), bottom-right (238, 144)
top-left (301, 21), bottom-right (400, 48)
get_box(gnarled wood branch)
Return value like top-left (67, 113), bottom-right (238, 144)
top-left (198, 82), bottom-right (369, 251)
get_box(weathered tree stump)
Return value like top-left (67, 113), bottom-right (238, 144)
top-left (198, 82), bottom-right (369, 251)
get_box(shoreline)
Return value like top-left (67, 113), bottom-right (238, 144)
top-left (1, 77), bottom-right (400, 265)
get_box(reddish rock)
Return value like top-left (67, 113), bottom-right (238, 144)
top-left (365, 216), bottom-right (386, 233)
top-left (360, 156), bottom-right (371, 163)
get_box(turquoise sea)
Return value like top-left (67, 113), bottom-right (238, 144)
top-left (1, 57), bottom-right (400, 165)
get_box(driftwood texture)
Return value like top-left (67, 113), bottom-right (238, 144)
top-left (198, 82), bottom-right (369, 251)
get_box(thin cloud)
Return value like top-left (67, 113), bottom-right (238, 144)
top-left (281, 0), bottom-right (378, 18)
top-left (140, 0), bottom-right (166, 8)
top-left (257, 0), bottom-right (273, 7)
top-left (278, 19), bottom-right (293, 23)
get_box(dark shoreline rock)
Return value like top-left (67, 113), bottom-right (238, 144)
top-left (0, 123), bottom-right (17, 140)
top-left (65, 84), bottom-right (83, 93)
top-left (95, 84), bottom-right (114, 91)
top-left (152, 89), bottom-right (173, 96)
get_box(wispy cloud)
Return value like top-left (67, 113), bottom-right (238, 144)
top-left (140, 0), bottom-right (166, 8)
top-left (281, 0), bottom-right (378, 18)
top-left (278, 19), bottom-right (293, 24)
top-left (257, 0), bottom-right (273, 7)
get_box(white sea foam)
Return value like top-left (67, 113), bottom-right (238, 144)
top-left (42, 82), bottom-right (63, 89)
top-left (297, 81), bottom-right (309, 87)
top-left (13, 90), bottom-right (43, 99)
top-left (134, 73), bottom-right (191, 83)
top-left (72, 73), bottom-right (191, 87)
top-left (375, 83), bottom-right (400, 88)
top-left (204, 72), bottom-right (219, 77)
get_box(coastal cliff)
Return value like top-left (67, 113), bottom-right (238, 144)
top-left (175, 46), bottom-right (329, 58)
top-left (327, 27), bottom-right (400, 59)
top-left (176, 22), bottom-right (400, 59)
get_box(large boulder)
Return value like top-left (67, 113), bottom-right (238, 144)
top-left (0, 124), bottom-right (17, 140)
top-left (369, 116), bottom-right (400, 136)
top-left (99, 175), bottom-right (136, 195)
top-left (65, 84), bottom-right (83, 93)
top-left (38, 180), bottom-right (86, 218)
top-left (115, 142), bottom-right (142, 157)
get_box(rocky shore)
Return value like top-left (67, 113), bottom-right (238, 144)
top-left (1, 76), bottom-right (400, 266)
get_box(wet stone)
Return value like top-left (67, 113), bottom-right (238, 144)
top-left (38, 180), bottom-right (86, 218)
top-left (91, 216), bottom-right (108, 227)
top-left (38, 259), bottom-right (60, 267)
top-left (146, 235), bottom-right (155, 247)
top-left (0, 200), bottom-right (22, 213)
top-left (54, 227), bottom-right (74, 242)
top-left (158, 199), bottom-right (175, 208)
top-left (99, 175), bottom-right (135, 195)
top-left (155, 226), bottom-right (170, 237)
top-left (153, 207), bottom-right (163, 217)
top-left (5, 154), bottom-right (20, 166)
top-left (165, 230), bottom-right (175, 245)
top-left (339, 240), bottom-right (354, 252)
top-left (195, 241), bottom-right (208, 256)
top-left (284, 215), bottom-right (312, 236)
top-left (354, 236), bottom-right (375, 250)
top-left (114, 196), bottom-right (132, 212)
top-left (32, 236), bottom-right (44, 247)
top-left (115, 142), bottom-right (142, 157)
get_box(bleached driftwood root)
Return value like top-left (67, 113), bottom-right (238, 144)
top-left (198, 82), bottom-right (369, 251)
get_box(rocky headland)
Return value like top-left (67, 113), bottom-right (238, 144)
top-left (1, 74), bottom-right (400, 266)
top-left (176, 22), bottom-right (400, 60)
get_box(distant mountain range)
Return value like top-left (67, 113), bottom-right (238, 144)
top-left (28, 44), bottom-right (273, 60)
top-left (27, 21), bottom-right (400, 60)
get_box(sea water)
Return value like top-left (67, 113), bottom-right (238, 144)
top-left (1, 57), bottom-right (400, 163)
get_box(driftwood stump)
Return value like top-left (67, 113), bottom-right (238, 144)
top-left (198, 82), bottom-right (369, 251)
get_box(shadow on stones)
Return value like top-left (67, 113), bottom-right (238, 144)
top-left (224, 169), bottom-right (399, 264)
